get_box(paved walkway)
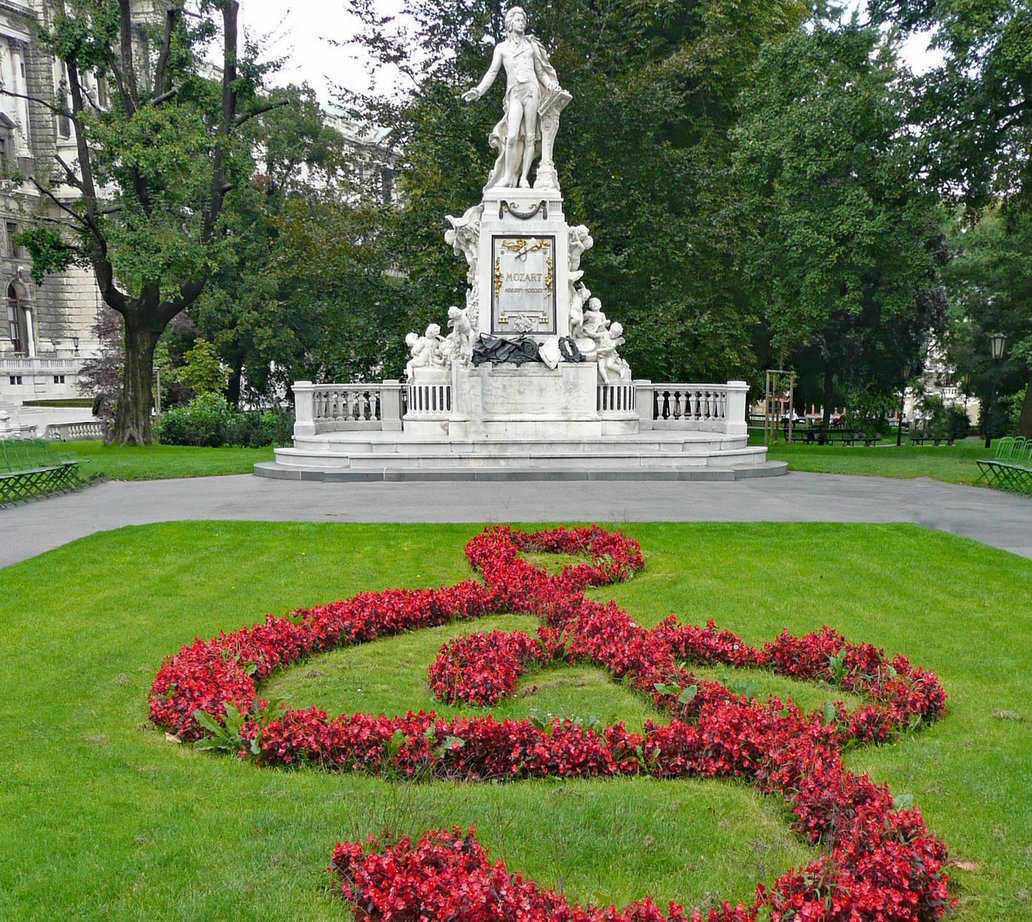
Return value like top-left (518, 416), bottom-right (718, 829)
top-left (3, 473), bottom-right (1031, 569)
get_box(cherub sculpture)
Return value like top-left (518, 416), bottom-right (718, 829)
top-left (596, 320), bottom-right (631, 383)
top-left (404, 323), bottom-right (446, 379)
top-left (442, 306), bottom-right (475, 366)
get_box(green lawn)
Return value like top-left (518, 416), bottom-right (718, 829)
top-left (1, 522), bottom-right (1029, 920)
top-left (67, 440), bottom-right (274, 481)
top-left (753, 434), bottom-right (995, 484)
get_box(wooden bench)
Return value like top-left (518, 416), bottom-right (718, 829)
top-left (0, 439), bottom-right (83, 505)
top-left (976, 437), bottom-right (1032, 495)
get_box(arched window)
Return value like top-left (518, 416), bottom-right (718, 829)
top-left (7, 283), bottom-right (24, 353)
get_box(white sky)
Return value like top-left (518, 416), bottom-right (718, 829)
top-left (238, 1), bottom-right (943, 108)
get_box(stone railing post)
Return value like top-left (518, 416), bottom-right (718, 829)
top-left (634, 380), bottom-right (654, 431)
top-left (292, 381), bottom-right (316, 437)
top-left (725, 380), bottom-right (749, 437)
top-left (380, 380), bottom-right (402, 431)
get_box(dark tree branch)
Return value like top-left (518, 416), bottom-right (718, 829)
top-left (203, 0), bottom-right (240, 244)
top-left (64, 54), bottom-right (126, 313)
top-left (0, 87), bottom-right (73, 119)
top-left (154, 3), bottom-right (183, 98)
top-left (118, 0), bottom-right (139, 113)
top-left (144, 86), bottom-right (180, 108)
top-left (30, 177), bottom-right (92, 230)
top-left (53, 153), bottom-right (84, 190)
top-left (235, 99), bottom-right (289, 127)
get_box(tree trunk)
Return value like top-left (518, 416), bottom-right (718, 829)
top-left (113, 319), bottom-right (160, 445)
top-left (228, 357), bottom-right (244, 409)
top-left (896, 390), bottom-right (905, 447)
top-left (821, 365), bottom-right (834, 429)
top-left (1019, 380), bottom-right (1032, 437)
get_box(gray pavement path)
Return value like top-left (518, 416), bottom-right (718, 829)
top-left (3, 472), bottom-right (1031, 569)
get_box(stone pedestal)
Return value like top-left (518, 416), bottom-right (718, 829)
top-left (477, 187), bottom-right (570, 343)
top-left (450, 361), bottom-right (602, 440)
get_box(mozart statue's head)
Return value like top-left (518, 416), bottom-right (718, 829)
top-left (505, 6), bottom-right (527, 37)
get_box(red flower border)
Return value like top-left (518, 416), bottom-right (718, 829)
top-left (150, 526), bottom-right (952, 921)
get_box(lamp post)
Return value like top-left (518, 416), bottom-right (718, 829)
top-left (985, 332), bottom-right (1007, 448)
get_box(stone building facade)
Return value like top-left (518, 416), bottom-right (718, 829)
top-left (0, 0), bottom-right (117, 406)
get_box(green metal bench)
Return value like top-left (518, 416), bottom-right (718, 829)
top-left (976, 437), bottom-right (1032, 495)
top-left (0, 439), bottom-right (84, 505)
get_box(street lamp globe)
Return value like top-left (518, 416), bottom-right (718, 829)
top-left (990, 332), bottom-right (1007, 360)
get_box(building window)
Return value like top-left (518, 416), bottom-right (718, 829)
top-left (9, 375), bottom-right (22, 385)
top-left (7, 285), bottom-right (25, 353)
top-left (381, 168), bottom-right (394, 204)
top-left (53, 375), bottom-right (66, 384)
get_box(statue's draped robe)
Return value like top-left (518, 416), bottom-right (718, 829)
top-left (484, 35), bottom-right (562, 191)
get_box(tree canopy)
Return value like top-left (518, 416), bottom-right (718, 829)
top-left (732, 24), bottom-right (946, 422)
top-left (346, 0), bottom-right (809, 383)
top-left (4, 0), bottom-right (276, 443)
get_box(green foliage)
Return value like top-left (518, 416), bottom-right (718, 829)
top-left (155, 394), bottom-right (293, 448)
top-left (348, 0), bottom-right (808, 382)
top-left (189, 85), bottom-right (404, 403)
top-left (174, 338), bottom-right (228, 397)
top-left (13, 228), bottom-right (79, 285)
top-left (10, 2), bottom-right (276, 443)
top-left (869, 0), bottom-right (1032, 206)
top-left (918, 394), bottom-right (972, 441)
top-left (732, 24), bottom-right (946, 416)
top-left (941, 207), bottom-right (1032, 438)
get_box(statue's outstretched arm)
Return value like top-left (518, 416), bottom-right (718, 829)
top-left (463, 44), bottom-right (503, 102)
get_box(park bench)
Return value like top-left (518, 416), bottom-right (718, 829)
top-left (792, 427), bottom-right (878, 446)
top-left (909, 430), bottom-right (955, 446)
top-left (0, 439), bottom-right (83, 505)
top-left (976, 437), bottom-right (1032, 496)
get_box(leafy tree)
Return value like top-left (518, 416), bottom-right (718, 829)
top-left (732, 24), bottom-right (946, 425)
top-left (2, 1), bottom-right (279, 443)
top-left (942, 206), bottom-right (1032, 440)
top-left (346, 0), bottom-right (808, 382)
top-left (189, 85), bottom-right (403, 403)
top-left (174, 337), bottom-right (227, 396)
top-left (869, 0), bottom-right (1031, 207)
top-left (870, 0), bottom-right (1032, 431)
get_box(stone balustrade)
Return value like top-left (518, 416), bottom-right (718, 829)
top-left (44, 421), bottom-right (107, 441)
top-left (597, 382), bottom-right (636, 417)
top-left (0, 357), bottom-right (79, 374)
top-left (634, 380), bottom-right (748, 437)
top-left (405, 381), bottom-right (452, 421)
top-left (293, 381), bottom-right (402, 437)
top-left (293, 377), bottom-right (748, 438)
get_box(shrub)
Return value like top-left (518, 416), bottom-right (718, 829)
top-left (155, 395), bottom-right (293, 447)
top-left (919, 394), bottom-right (971, 441)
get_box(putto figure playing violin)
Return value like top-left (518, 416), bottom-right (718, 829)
top-left (462, 6), bottom-right (571, 192)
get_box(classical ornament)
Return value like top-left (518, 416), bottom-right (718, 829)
top-left (462, 6), bottom-right (571, 191)
top-left (568, 224), bottom-right (593, 275)
top-left (404, 323), bottom-right (446, 379)
top-left (441, 306), bottom-right (474, 366)
top-left (444, 204), bottom-right (483, 326)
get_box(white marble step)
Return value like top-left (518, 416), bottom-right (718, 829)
top-left (272, 444), bottom-right (768, 471)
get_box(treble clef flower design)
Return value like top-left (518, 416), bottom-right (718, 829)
top-left (150, 526), bottom-right (954, 921)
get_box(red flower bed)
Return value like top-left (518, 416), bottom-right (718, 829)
top-left (150, 525), bottom-right (953, 921)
